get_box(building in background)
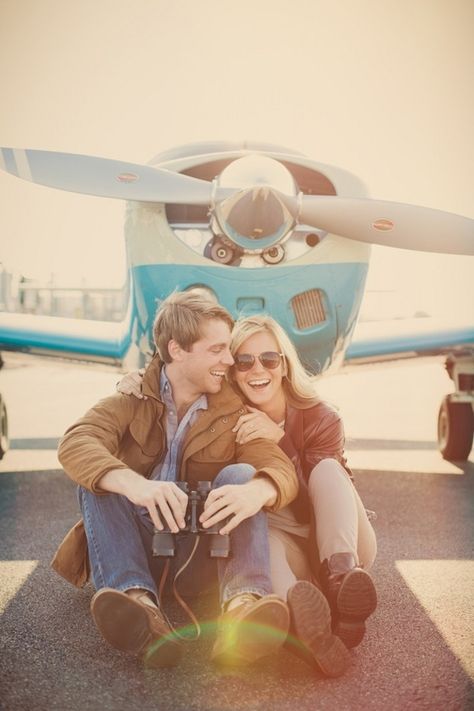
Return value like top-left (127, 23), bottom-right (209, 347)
top-left (0, 267), bottom-right (126, 321)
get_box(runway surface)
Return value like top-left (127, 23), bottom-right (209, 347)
top-left (0, 352), bottom-right (473, 711)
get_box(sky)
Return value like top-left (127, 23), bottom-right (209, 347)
top-left (0, 0), bottom-right (473, 320)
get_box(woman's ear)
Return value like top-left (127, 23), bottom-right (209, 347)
top-left (281, 356), bottom-right (288, 377)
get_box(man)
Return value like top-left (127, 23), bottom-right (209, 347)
top-left (53, 290), bottom-right (298, 668)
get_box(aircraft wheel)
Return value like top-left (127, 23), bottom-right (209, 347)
top-left (437, 395), bottom-right (473, 461)
top-left (0, 394), bottom-right (9, 460)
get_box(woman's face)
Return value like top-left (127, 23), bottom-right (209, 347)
top-left (233, 331), bottom-right (285, 411)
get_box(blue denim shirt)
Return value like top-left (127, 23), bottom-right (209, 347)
top-left (151, 366), bottom-right (208, 482)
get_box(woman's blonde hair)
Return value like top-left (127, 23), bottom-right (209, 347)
top-left (230, 314), bottom-right (320, 408)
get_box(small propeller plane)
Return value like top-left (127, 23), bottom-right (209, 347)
top-left (0, 141), bottom-right (473, 461)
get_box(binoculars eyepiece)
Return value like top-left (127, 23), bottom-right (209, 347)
top-left (152, 480), bottom-right (231, 558)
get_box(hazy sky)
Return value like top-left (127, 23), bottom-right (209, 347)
top-left (1, 0), bottom-right (473, 318)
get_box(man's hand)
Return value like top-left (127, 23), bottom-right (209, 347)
top-left (232, 407), bottom-right (284, 444)
top-left (126, 479), bottom-right (189, 532)
top-left (199, 477), bottom-right (277, 535)
top-left (100, 469), bottom-right (188, 532)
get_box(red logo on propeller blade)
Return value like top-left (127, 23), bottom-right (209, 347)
top-left (372, 219), bottom-right (394, 231)
top-left (117, 172), bottom-right (139, 183)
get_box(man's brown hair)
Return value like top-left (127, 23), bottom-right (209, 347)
top-left (153, 289), bottom-right (234, 363)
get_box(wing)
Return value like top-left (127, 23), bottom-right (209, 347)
top-left (346, 316), bottom-right (474, 361)
top-left (0, 312), bottom-right (132, 363)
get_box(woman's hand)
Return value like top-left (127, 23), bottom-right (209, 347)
top-left (116, 369), bottom-right (146, 399)
top-left (232, 406), bottom-right (284, 444)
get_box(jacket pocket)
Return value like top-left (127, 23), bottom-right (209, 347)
top-left (129, 418), bottom-right (164, 458)
top-left (191, 430), bottom-right (236, 463)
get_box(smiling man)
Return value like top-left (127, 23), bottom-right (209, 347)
top-left (53, 289), bottom-right (298, 669)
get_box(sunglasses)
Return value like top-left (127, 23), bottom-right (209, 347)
top-left (233, 351), bottom-right (284, 372)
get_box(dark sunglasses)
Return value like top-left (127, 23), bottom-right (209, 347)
top-left (233, 351), bottom-right (284, 372)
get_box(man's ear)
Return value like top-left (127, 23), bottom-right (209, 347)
top-left (167, 339), bottom-right (183, 362)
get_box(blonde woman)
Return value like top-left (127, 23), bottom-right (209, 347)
top-left (228, 316), bottom-right (377, 649)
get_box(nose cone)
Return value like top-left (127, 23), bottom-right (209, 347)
top-left (217, 154), bottom-right (297, 194)
top-left (214, 155), bottom-right (299, 250)
top-left (215, 186), bottom-right (296, 249)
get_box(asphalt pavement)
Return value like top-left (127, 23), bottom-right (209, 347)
top-left (0, 352), bottom-right (473, 711)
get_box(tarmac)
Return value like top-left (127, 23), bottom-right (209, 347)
top-left (0, 352), bottom-right (473, 711)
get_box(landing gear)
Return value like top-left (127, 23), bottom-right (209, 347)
top-left (438, 396), bottom-right (473, 461)
top-left (437, 352), bottom-right (474, 461)
top-left (0, 393), bottom-right (9, 460)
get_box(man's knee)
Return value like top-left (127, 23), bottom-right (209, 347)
top-left (213, 463), bottom-right (256, 487)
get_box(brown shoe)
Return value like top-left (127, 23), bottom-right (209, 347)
top-left (321, 554), bottom-right (378, 648)
top-left (211, 593), bottom-right (289, 666)
top-left (287, 581), bottom-right (351, 678)
top-left (90, 588), bottom-right (184, 668)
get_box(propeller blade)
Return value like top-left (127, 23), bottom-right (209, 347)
top-left (0, 148), bottom-right (213, 204)
top-left (299, 196), bottom-right (474, 256)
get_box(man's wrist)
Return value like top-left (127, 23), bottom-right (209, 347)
top-left (250, 475), bottom-right (278, 508)
top-left (99, 467), bottom-right (138, 496)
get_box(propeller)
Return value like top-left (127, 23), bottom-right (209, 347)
top-left (298, 195), bottom-right (474, 256)
top-left (1, 147), bottom-right (473, 255)
top-left (0, 147), bottom-right (213, 205)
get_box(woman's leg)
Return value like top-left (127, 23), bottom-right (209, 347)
top-left (268, 525), bottom-right (312, 599)
top-left (307, 459), bottom-right (378, 648)
top-left (268, 523), bottom-right (351, 678)
top-left (307, 458), bottom-right (377, 570)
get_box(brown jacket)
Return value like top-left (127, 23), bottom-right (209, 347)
top-left (52, 357), bottom-right (298, 587)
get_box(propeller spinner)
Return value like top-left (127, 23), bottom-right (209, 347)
top-left (212, 156), bottom-right (300, 250)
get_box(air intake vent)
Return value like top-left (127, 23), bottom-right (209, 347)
top-left (291, 289), bottom-right (326, 329)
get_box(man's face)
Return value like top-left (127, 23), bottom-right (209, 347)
top-left (173, 318), bottom-right (234, 397)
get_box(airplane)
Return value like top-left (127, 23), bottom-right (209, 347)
top-left (0, 141), bottom-right (473, 463)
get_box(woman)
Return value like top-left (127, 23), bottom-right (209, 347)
top-left (229, 316), bottom-right (377, 646)
top-left (118, 314), bottom-right (377, 675)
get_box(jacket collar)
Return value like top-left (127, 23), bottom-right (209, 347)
top-left (141, 355), bottom-right (163, 402)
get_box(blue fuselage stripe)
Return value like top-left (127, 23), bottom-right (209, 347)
top-left (131, 261), bottom-right (368, 373)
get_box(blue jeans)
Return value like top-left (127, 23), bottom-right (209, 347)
top-left (79, 464), bottom-right (273, 606)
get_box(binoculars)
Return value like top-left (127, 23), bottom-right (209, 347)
top-left (152, 481), bottom-right (231, 558)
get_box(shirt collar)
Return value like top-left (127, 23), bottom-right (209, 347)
top-left (160, 365), bottom-right (208, 413)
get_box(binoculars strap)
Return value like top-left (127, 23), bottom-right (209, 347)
top-left (157, 535), bottom-right (202, 641)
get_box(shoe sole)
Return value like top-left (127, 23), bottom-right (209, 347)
top-left (212, 595), bottom-right (289, 666)
top-left (288, 581), bottom-right (351, 678)
top-left (334, 569), bottom-right (377, 648)
top-left (91, 588), bottom-right (183, 668)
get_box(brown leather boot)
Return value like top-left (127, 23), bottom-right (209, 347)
top-left (320, 553), bottom-right (377, 648)
top-left (287, 581), bottom-right (351, 677)
top-left (91, 588), bottom-right (184, 668)
top-left (211, 593), bottom-right (289, 666)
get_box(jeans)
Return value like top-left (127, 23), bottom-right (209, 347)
top-left (79, 464), bottom-right (273, 606)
